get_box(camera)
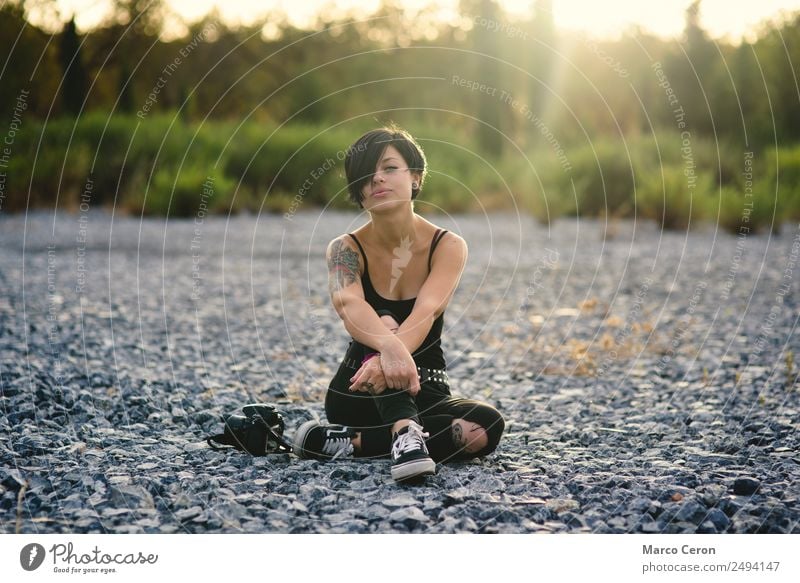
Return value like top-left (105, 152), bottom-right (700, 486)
top-left (206, 403), bottom-right (293, 456)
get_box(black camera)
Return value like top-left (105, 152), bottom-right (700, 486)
top-left (206, 403), bottom-right (293, 456)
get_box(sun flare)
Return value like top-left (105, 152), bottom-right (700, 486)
top-left (45, 0), bottom-right (800, 42)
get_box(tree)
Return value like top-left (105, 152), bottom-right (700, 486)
top-left (677, 0), bottom-right (717, 134)
top-left (525, 1), bottom-right (555, 128)
top-left (117, 60), bottom-right (134, 113)
top-left (463, 0), bottom-right (504, 156)
top-left (58, 16), bottom-right (88, 115)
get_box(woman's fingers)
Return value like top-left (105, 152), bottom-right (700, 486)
top-left (349, 367), bottom-right (362, 384)
top-left (351, 375), bottom-right (372, 393)
top-left (380, 359), bottom-right (420, 394)
top-left (352, 373), bottom-right (386, 394)
top-left (368, 380), bottom-right (386, 395)
top-left (349, 366), bottom-right (366, 391)
top-left (407, 372), bottom-right (421, 396)
top-left (379, 359), bottom-right (396, 389)
top-left (381, 361), bottom-right (403, 390)
top-left (350, 359), bottom-right (389, 393)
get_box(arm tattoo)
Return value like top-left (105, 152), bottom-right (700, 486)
top-left (328, 239), bottom-right (361, 295)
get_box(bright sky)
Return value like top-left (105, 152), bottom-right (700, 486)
top-left (42, 0), bottom-right (800, 42)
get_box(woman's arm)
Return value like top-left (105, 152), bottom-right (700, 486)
top-left (327, 236), bottom-right (419, 392)
top-left (348, 314), bottom-right (399, 394)
top-left (327, 236), bottom-right (395, 351)
top-left (394, 233), bottom-right (468, 354)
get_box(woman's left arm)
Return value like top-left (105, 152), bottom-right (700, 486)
top-left (394, 233), bottom-right (468, 354)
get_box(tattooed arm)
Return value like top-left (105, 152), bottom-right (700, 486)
top-left (326, 236), bottom-right (420, 393)
top-left (326, 236), bottom-right (399, 353)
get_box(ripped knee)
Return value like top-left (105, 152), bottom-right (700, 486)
top-left (451, 419), bottom-right (489, 454)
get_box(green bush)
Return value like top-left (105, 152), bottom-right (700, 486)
top-left (224, 124), bottom-right (348, 210)
top-left (135, 165), bottom-right (233, 217)
top-left (718, 181), bottom-right (778, 234)
top-left (77, 112), bottom-right (137, 206)
top-left (567, 139), bottom-right (638, 217)
top-left (694, 137), bottom-right (743, 188)
top-left (715, 147), bottom-right (795, 232)
top-left (637, 163), bottom-right (716, 230)
top-left (22, 121), bottom-right (92, 209)
top-left (768, 146), bottom-right (800, 222)
top-left (5, 114), bottom-right (800, 229)
top-left (523, 172), bottom-right (577, 225)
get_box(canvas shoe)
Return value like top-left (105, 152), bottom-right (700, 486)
top-left (390, 420), bottom-right (436, 482)
top-left (293, 420), bottom-right (355, 460)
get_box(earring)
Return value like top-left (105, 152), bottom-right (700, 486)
top-left (412, 183), bottom-right (418, 189)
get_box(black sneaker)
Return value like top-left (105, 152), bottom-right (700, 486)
top-left (293, 420), bottom-right (355, 460)
top-left (390, 421), bottom-right (436, 482)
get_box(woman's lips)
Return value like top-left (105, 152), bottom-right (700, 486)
top-left (373, 189), bottom-right (389, 196)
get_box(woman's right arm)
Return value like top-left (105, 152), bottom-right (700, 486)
top-left (326, 236), bottom-right (420, 393)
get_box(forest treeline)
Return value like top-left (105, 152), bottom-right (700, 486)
top-left (2, 0), bottom-right (800, 230)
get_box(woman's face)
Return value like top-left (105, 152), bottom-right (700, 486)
top-left (360, 145), bottom-right (420, 212)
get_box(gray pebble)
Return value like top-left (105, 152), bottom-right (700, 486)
top-left (733, 477), bottom-right (761, 496)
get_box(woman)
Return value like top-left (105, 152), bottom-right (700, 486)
top-left (293, 125), bottom-right (505, 483)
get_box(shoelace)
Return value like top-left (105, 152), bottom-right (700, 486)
top-left (393, 423), bottom-right (430, 456)
top-left (322, 437), bottom-right (354, 460)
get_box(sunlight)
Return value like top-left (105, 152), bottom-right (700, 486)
top-left (501, 0), bottom-right (796, 41)
top-left (42, 0), bottom-right (800, 41)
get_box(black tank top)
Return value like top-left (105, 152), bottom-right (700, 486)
top-left (328, 229), bottom-right (449, 390)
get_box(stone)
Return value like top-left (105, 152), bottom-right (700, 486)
top-left (389, 507), bottom-right (430, 529)
top-left (696, 521), bottom-right (718, 533)
top-left (382, 494), bottom-right (419, 508)
top-left (706, 508), bottom-right (731, 531)
top-left (733, 477), bottom-right (761, 496)
top-left (675, 500), bottom-right (708, 523)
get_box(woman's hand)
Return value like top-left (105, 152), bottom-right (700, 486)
top-left (378, 338), bottom-right (421, 397)
top-left (349, 354), bottom-right (388, 395)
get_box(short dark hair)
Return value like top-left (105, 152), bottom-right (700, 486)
top-left (344, 125), bottom-right (427, 208)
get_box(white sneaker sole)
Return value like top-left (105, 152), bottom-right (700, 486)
top-left (391, 457), bottom-right (436, 482)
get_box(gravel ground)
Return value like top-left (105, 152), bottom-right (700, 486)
top-left (1, 210), bottom-right (799, 533)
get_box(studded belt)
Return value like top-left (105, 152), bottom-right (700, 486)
top-left (416, 366), bottom-right (450, 386)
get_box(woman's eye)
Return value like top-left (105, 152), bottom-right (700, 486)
top-left (384, 166), bottom-right (397, 172)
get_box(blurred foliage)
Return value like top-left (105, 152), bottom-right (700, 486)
top-left (2, 0), bottom-right (800, 230)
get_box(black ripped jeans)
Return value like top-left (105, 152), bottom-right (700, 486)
top-left (324, 379), bottom-right (505, 463)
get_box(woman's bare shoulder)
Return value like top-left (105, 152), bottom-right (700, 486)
top-left (326, 233), bottom-right (363, 264)
top-left (418, 218), bottom-right (465, 246)
top-left (415, 216), bottom-right (447, 237)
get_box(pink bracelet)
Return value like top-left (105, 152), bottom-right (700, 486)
top-left (361, 352), bottom-right (379, 365)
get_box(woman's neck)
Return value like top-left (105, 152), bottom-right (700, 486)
top-left (366, 205), bottom-right (420, 250)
